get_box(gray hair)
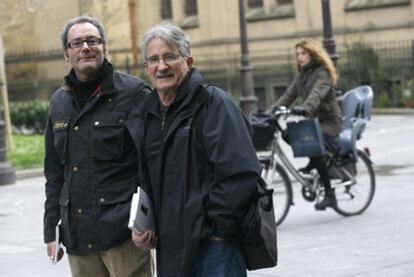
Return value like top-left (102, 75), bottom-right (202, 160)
top-left (141, 23), bottom-right (190, 62)
top-left (60, 15), bottom-right (107, 50)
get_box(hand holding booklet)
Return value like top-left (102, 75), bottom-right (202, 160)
top-left (52, 220), bottom-right (64, 264)
top-left (128, 187), bottom-right (155, 234)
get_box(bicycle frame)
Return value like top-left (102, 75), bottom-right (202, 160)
top-left (262, 111), bottom-right (360, 200)
top-left (254, 105), bottom-right (376, 225)
top-left (272, 137), bottom-right (310, 187)
top-left (271, 132), bottom-right (358, 191)
top-left (260, 110), bottom-right (316, 188)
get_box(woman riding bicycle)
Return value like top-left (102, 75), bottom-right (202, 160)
top-left (272, 38), bottom-right (342, 210)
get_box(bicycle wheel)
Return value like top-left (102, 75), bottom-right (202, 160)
top-left (333, 149), bottom-right (375, 216)
top-left (263, 163), bottom-right (293, 227)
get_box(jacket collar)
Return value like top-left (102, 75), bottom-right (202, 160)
top-left (63, 59), bottom-right (116, 96)
top-left (300, 59), bottom-right (320, 73)
top-left (146, 68), bottom-right (205, 117)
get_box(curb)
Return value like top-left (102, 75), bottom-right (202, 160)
top-left (15, 168), bottom-right (43, 180)
top-left (373, 108), bottom-right (414, 115)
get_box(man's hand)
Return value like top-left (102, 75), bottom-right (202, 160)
top-left (271, 105), bottom-right (281, 114)
top-left (132, 230), bottom-right (156, 250)
top-left (291, 106), bottom-right (307, 116)
top-left (47, 241), bottom-right (64, 263)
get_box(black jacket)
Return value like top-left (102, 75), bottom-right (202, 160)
top-left (43, 69), bottom-right (150, 254)
top-left (137, 69), bottom-right (261, 276)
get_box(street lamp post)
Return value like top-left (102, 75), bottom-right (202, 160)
top-left (0, 118), bottom-right (15, 186)
top-left (321, 0), bottom-right (339, 66)
top-left (128, 0), bottom-right (140, 76)
top-left (321, 0), bottom-right (342, 97)
top-left (0, 36), bottom-right (15, 186)
top-left (238, 0), bottom-right (257, 118)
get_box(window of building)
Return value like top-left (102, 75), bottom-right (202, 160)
top-left (160, 0), bottom-right (172, 20)
top-left (246, 0), bottom-right (295, 22)
top-left (273, 86), bottom-right (287, 102)
top-left (248, 0), bottom-right (264, 9)
top-left (181, 0), bottom-right (199, 29)
top-left (185, 0), bottom-right (198, 16)
top-left (345, 0), bottom-right (410, 12)
top-left (277, 0), bottom-right (293, 5)
top-left (161, 0), bottom-right (172, 19)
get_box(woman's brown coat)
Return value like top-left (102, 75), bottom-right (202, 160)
top-left (276, 63), bottom-right (342, 136)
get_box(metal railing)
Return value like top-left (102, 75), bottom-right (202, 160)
top-left (5, 40), bottom-right (414, 107)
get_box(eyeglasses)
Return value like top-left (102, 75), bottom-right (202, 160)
top-left (67, 36), bottom-right (103, 49)
top-left (145, 53), bottom-right (181, 67)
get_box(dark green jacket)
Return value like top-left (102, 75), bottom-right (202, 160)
top-left (43, 70), bottom-right (150, 254)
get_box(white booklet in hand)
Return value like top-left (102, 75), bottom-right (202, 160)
top-left (128, 187), bottom-right (155, 234)
top-left (52, 220), bottom-right (64, 264)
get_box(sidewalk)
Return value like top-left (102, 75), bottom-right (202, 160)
top-left (2, 114), bottom-right (414, 276)
top-left (0, 176), bottom-right (71, 277)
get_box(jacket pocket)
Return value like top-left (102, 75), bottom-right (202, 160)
top-left (92, 112), bottom-right (126, 161)
top-left (58, 184), bottom-right (75, 248)
top-left (52, 118), bottom-right (70, 163)
top-left (98, 188), bottom-right (133, 245)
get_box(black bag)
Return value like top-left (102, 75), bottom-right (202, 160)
top-left (251, 113), bottom-right (276, 151)
top-left (239, 178), bottom-right (278, 271)
top-left (287, 118), bottom-right (326, 158)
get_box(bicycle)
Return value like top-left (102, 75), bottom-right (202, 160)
top-left (251, 86), bottom-right (376, 227)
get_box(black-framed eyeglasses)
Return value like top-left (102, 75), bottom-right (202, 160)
top-left (67, 36), bottom-right (103, 49)
top-left (145, 53), bottom-right (181, 67)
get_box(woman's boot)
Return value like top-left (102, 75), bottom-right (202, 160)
top-left (315, 188), bottom-right (337, 210)
top-left (311, 156), bottom-right (337, 210)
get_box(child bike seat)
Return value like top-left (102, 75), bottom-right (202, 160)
top-left (338, 85), bottom-right (373, 157)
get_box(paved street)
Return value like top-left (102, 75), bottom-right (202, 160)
top-left (0, 115), bottom-right (413, 277)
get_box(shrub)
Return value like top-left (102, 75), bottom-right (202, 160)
top-left (376, 92), bottom-right (391, 108)
top-left (344, 42), bottom-right (379, 88)
top-left (9, 100), bottom-right (49, 134)
top-left (8, 135), bottom-right (44, 169)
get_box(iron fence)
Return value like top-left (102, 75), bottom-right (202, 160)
top-left (5, 40), bottom-right (414, 107)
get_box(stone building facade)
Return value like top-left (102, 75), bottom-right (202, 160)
top-left (3, 0), bottom-right (414, 107)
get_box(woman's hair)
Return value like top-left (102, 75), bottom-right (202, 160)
top-left (294, 38), bottom-right (337, 86)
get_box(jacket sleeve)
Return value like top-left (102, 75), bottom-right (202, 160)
top-left (276, 76), bottom-right (299, 108)
top-left (43, 116), bottom-right (64, 243)
top-left (203, 88), bottom-right (261, 238)
top-left (302, 69), bottom-right (332, 117)
top-left (126, 90), bottom-right (151, 194)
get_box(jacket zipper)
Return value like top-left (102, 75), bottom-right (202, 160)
top-left (161, 107), bottom-right (167, 131)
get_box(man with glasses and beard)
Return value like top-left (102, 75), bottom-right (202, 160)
top-left (43, 15), bottom-right (153, 277)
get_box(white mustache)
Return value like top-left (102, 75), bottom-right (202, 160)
top-left (156, 71), bottom-right (174, 78)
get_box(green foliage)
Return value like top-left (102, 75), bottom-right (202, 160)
top-left (8, 135), bottom-right (44, 169)
top-left (340, 41), bottom-right (414, 108)
top-left (345, 42), bottom-right (379, 87)
top-left (402, 78), bottom-right (414, 108)
top-left (10, 100), bottom-right (49, 134)
top-left (376, 92), bottom-right (391, 108)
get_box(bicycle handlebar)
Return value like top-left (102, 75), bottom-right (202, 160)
top-left (250, 106), bottom-right (291, 133)
top-left (272, 106), bottom-right (291, 118)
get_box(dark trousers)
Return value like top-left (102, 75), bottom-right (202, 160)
top-left (309, 134), bottom-right (339, 190)
top-left (177, 240), bottom-right (246, 277)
